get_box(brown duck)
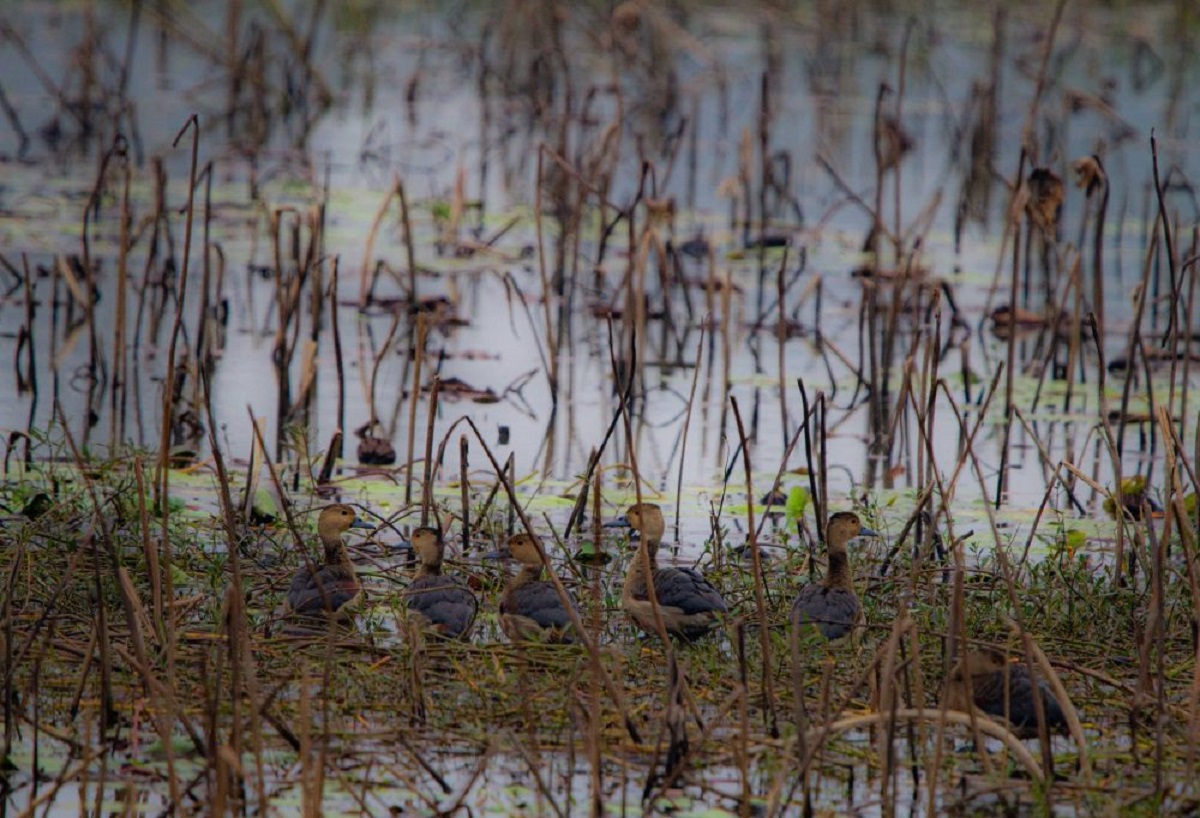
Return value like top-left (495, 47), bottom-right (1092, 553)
top-left (790, 511), bottom-right (878, 641)
top-left (405, 527), bottom-right (478, 640)
top-left (285, 504), bottom-right (372, 619)
top-left (488, 532), bottom-right (579, 643)
top-left (944, 647), bottom-right (1067, 738)
top-left (620, 502), bottom-right (728, 642)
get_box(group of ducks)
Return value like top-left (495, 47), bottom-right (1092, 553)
top-left (282, 501), bottom-right (1065, 739)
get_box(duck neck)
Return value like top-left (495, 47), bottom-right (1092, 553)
top-left (322, 535), bottom-right (353, 570)
top-left (624, 540), bottom-right (657, 594)
top-left (417, 558), bottom-right (443, 578)
top-left (826, 546), bottom-right (851, 589)
top-left (510, 563), bottom-right (543, 591)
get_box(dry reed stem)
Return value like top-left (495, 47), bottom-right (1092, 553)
top-left (729, 396), bottom-right (777, 735)
top-left (1019, 630), bottom-right (1091, 779)
top-left (420, 376), bottom-right (440, 526)
top-left (358, 177), bottom-right (403, 306)
top-left (132, 458), bottom-right (162, 641)
top-left (458, 414), bottom-right (642, 744)
top-left (534, 147), bottom-right (559, 404)
top-left (155, 115), bottom-right (200, 698)
top-left (812, 709), bottom-right (1044, 784)
top-left (672, 327), bottom-right (705, 537)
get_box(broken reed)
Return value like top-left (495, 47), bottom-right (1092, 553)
top-left (7, 395), bottom-right (1200, 810)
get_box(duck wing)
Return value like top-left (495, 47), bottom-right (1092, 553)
top-left (790, 584), bottom-right (861, 641)
top-left (973, 664), bottom-right (1066, 735)
top-left (287, 565), bottom-right (360, 615)
top-left (406, 575), bottom-right (478, 639)
top-left (651, 567), bottom-right (728, 616)
top-left (504, 580), bottom-right (578, 633)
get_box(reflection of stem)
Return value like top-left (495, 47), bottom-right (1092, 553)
top-left (1091, 160), bottom-right (1109, 344)
top-left (997, 0), bottom-right (1069, 510)
top-left (111, 153), bottom-right (131, 447)
top-left (404, 314), bottom-right (428, 507)
top-left (367, 307), bottom-right (401, 430)
top-left (534, 148), bottom-right (558, 406)
top-left (398, 177), bottom-right (417, 302)
top-left (672, 327), bottom-right (705, 538)
top-left (329, 260), bottom-right (345, 462)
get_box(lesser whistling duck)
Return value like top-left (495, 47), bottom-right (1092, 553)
top-left (620, 502), bottom-right (728, 642)
top-left (285, 504), bottom-right (372, 620)
top-left (489, 532), bottom-right (579, 643)
top-left (944, 647), bottom-right (1067, 739)
top-left (405, 527), bottom-right (478, 640)
top-left (790, 511), bottom-right (878, 641)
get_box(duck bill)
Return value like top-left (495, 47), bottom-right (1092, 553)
top-left (350, 518), bottom-right (374, 530)
top-left (482, 549), bottom-right (511, 561)
top-left (603, 517), bottom-right (631, 529)
top-left (858, 526), bottom-right (881, 538)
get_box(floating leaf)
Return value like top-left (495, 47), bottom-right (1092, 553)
top-left (785, 486), bottom-right (809, 523)
top-left (1063, 529), bottom-right (1086, 558)
top-left (573, 540), bottom-right (611, 564)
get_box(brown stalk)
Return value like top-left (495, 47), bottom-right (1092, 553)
top-left (132, 458), bottom-right (162, 641)
top-left (458, 414), bottom-right (641, 744)
top-left (155, 115), bottom-right (200, 692)
top-left (397, 175), bottom-right (418, 301)
top-left (110, 146), bottom-right (131, 446)
top-left (420, 376), bottom-right (440, 526)
top-left (358, 177), bottom-right (403, 306)
top-left (189, 163), bottom-right (216, 437)
top-left (1020, 629), bottom-right (1091, 778)
top-left (775, 249), bottom-right (789, 440)
top-left (201, 369), bottom-right (269, 809)
top-left (1151, 133), bottom-right (1182, 344)
top-left (952, 399), bottom-right (1061, 786)
top-left (671, 326), bottom-right (706, 536)
top-left (58, 408), bottom-right (198, 811)
top-left (815, 709), bottom-right (1043, 784)
top-left (459, 434), bottom-right (470, 550)
top-left (329, 259), bottom-right (346, 463)
top-left (797, 381), bottom-right (824, 546)
top-left (729, 395), bottom-right (777, 735)
top-left (534, 146), bottom-right (559, 405)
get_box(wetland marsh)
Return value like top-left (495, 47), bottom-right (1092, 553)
top-left (2, 1), bottom-right (1200, 815)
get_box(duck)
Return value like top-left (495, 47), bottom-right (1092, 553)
top-left (285, 503), bottom-right (373, 619)
top-left (488, 532), bottom-right (579, 643)
top-left (790, 511), bottom-right (878, 641)
top-left (405, 526), bottom-right (478, 640)
top-left (944, 647), bottom-right (1067, 739)
top-left (620, 502), bottom-right (728, 642)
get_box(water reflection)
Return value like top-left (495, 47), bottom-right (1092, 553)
top-left (0, 2), bottom-right (1195, 538)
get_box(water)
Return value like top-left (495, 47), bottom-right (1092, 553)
top-left (2, 4), bottom-right (1192, 525)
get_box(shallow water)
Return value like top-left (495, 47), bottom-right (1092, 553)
top-left (2, 2), bottom-right (1194, 532)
